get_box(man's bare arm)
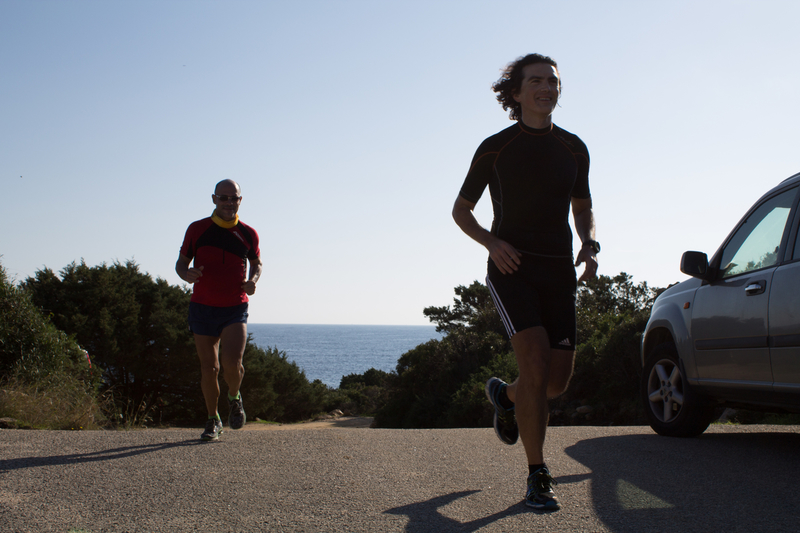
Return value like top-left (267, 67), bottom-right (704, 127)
top-left (452, 194), bottom-right (521, 274)
top-left (571, 196), bottom-right (597, 282)
top-left (176, 254), bottom-right (203, 283)
top-left (242, 256), bottom-right (263, 296)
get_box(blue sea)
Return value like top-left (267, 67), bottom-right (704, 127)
top-left (247, 324), bottom-right (442, 388)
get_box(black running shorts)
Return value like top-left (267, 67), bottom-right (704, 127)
top-left (486, 255), bottom-right (577, 350)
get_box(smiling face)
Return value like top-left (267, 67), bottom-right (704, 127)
top-left (512, 62), bottom-right (561, 127)
top-left (212, 180), bottom-right (242, 221)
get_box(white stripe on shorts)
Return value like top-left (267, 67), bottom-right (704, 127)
top-left (486, 275), bottom-right (516, 338)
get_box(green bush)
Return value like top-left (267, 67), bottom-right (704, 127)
top-left (239, 342), bottom-right (327, 423)
top-left (23, 260), bottom-right (201, 424)
top-left (550, 273), bottom-right (660, 425)
top-left (5, 256), bottom-right (688, 430)
top-left (552, 310), bottom-right (650, 425)
top-left (335, 368), bottom-right (392, 416)
top-left (22, 259), bottom-right (332, 426)
top-left (368, 274), bottom-right (665, 429)
top-left (373, 281), bottom-right (514, 428)
top-left (446, 350), bottom-right (518, 428)
top-left (0, 262), bottom-right (103, 428)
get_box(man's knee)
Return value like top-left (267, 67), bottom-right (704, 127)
top-left (546, 350), bottom-right (575, 398)
top-left (194, 335), bottom-right (221, 370)
top-left (516, 351), bottom-right (550, 382)
top-left (200, 361), bottom-right (220, 377)
top-left (546, 378), bottom-right (570, 399)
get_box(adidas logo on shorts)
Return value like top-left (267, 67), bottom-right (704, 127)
top-left (558, 338), bottom-right (572, 347)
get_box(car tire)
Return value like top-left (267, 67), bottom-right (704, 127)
top-left (641, 342), bottom-right (716, 437)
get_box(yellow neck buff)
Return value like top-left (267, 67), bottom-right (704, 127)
top-left (211, 211), bottom-right (239, 229)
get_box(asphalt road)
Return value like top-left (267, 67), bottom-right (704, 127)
top-left (2, 423), bottom-right (799, 532)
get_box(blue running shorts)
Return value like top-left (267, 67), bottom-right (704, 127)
top-left (188, 302), bottom-right (249, 337)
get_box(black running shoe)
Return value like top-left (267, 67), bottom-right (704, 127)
top-left (228, 396), bottom-right (246, 430)
top-left (526, 467), bottom-right (560, 510)
top-left (201, 418), bottom-right (223, 441)
top-left (485, 377), bottom-right (518, 445)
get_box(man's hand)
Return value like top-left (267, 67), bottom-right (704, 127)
top-left (242, 280), bottom-right (257, 295)
top-left (575, 247), bottom-right (598, 283)
top-left (452, 195), bottom-right (521, 274)
top-left (176, 255), bottom-right (204, 284)
top-left (184, 265), bottom-right (204, 283)
top-left (487, 238), bottom-right (522, 275)
top-left (571, 196), bottom-right (597, 283)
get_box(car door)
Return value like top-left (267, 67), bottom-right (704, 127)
top-left (691, 187), bottom-right (798, 391)
top-left (768, 213), bottom-right (800, 395)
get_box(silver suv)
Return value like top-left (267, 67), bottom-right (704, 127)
top-left (641, 171), bottom-right (800, 436)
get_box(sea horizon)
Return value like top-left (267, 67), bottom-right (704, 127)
top-left (247, 323), bottom-right (442, 388)
top-left (250, 322), bottom-right (435, 327)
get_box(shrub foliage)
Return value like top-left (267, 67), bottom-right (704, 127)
top-left (554, 273), bottom-right (660, 425)
top-left (17, 259), bottom-right (328, 425)
top-left (369, 274), bottom-right (663, 428)
top-left (239, 342), bottom-right (327, 423)
top-left (23, 260), bottom-right (202, 423)
top-left (0, 263), bottom-right (103, 428)
top-left (4, 254), bottom-right (672, 430)
top-left (373, 281), bottom-right (515, 428)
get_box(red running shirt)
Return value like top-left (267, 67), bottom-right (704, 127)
top-left (179, 217), bottom-right (260, 307)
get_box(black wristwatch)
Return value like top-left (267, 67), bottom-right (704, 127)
top-left (583, 240), bottom-right (601, 254)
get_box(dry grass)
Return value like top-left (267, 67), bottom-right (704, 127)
top-left (100, 390), bottom-right (155, 429)
top-left (0, 372), bottom-right (105, 430)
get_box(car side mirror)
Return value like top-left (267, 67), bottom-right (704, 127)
top-left (680, 251), bottom-right (709, 278)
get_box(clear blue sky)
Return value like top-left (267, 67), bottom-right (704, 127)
top-left (2, 1), bottom-right (799, 325)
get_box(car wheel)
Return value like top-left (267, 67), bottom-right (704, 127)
top-left (641, 342), bottom-right (716, 437)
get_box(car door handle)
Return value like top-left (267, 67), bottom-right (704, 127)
top-left (745, 281), bottom-right (766, 295)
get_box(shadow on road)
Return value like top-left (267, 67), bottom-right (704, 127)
top-left (565, 429), bottom-right (800, 532)
top-left (384, 490), bottom-right (526, 532)
top-left (0, 439), bottom-right (203, 473)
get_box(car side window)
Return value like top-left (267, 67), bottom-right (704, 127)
top-left (718, 187), bottom-right (797, 279)
top-left (792, 211), bottom-right (800, 261)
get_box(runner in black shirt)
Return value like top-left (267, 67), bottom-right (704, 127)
top-left (453, 54), bottom-right (598, 511)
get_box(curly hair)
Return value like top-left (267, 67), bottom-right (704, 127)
top-left (492, 54), bottom-right (559, 121)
